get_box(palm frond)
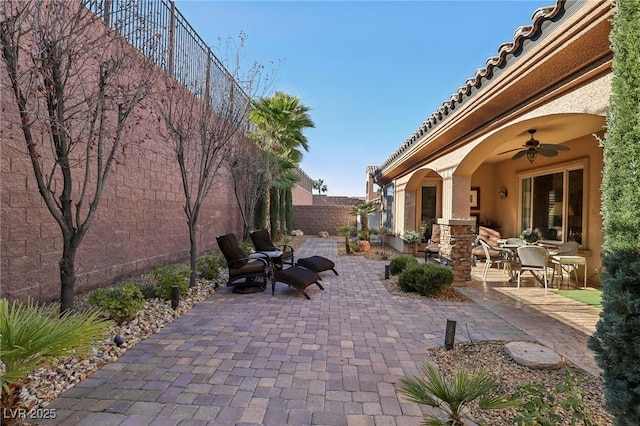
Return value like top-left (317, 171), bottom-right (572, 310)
top-left (399, 375), bottom-right (442, 408)
top-left (0, 299), bottom-right (111, 390)
top-left (400, 361), bottom-right (516, 425)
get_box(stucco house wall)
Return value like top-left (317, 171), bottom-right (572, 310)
top-left (369, 0), bottom-right (613, 284)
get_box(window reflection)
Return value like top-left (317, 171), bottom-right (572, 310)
top-left (520, 167), bottom-right (584, 244)
top-left (383, 184), bottom-right (394, 230)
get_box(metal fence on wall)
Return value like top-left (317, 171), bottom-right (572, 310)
top-left (295, 168), bottom-right (314, 193)
top-left (83, 0), bottom-right (248, 120)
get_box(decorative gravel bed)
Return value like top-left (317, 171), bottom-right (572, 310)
top-left (379, 272), bottom-right (612, 425)
top-left (429, 341), bottom-right (612, 425)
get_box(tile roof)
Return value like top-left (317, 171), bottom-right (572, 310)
top-left (375, 0), bottom-right (564, 174)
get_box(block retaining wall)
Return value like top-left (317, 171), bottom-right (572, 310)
top-left (0, 47), bottom-right (245, 302)
top-left (292, 205), bottom-right (354, 236)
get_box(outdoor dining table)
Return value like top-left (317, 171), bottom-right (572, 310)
top-left (499, 243), bottom-right (522, 281)
top-left (500, 241), bottom-right (562, 286)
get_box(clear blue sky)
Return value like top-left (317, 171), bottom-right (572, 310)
top-left (175, 0), bottom-right (551, 197)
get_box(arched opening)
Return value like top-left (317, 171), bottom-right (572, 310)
top-left (404, 168), bottom-right (443, 244)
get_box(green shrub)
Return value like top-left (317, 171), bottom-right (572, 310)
top-left (398, 263), bottom-right (453, 295)
top-left (511, 367), bottom-right (598, 426)
top-left (588, 2), bottom-right (640, 421)
top-left (88, 283), bottom-right (144, 323)
top-left (153, 265), bottom-right (190, 300)
top-left (358, 230), bottom-right (369, 240)
top-left (196, 255), bottom-right (225, 280)
top-left (138, 282), bottom-right (157, 299)
top-left (389, 255), bottom-right (419, 275)
top-left (238, 242), bottom-right (253, 257)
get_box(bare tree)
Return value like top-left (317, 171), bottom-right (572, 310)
top-left (228, 145), bottom-right (279, 242)
top-left (158, 34), bottom-right (270, 288)
top-left (0, 1), bottom-right (157, 312)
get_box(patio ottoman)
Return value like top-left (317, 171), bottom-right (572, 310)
top-left (296, 256), bottom-right (338, 278)
top-left (273, 266), bottom-right (323, 299)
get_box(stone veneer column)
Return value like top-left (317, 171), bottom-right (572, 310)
top-left (438, 217), bottom-right (476, 281)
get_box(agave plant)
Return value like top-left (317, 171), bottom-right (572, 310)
top-left (400, 362), bottom-right (517, 426)
top-left (0, 299), bottom-right (111, 412)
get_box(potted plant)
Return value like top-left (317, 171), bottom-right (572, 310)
top-left (520, 227), bottom-right (542, 244)
top-left (402, 230), bottom-right (423, 256)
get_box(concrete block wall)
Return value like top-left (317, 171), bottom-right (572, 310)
top-left (292, 205), bottom-right (354, 236)
top-left (1, 111), bottom-right (244, 302)
top-left (0, 61), bottom-right (245, 302)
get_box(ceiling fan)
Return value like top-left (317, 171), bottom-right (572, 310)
top-left (499, 129), bottom-right (569, 163)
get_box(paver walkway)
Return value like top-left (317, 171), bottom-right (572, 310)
top-left (43, 238), bottom-right (600, 425)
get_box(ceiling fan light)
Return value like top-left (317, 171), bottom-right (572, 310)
top-left (526, 150), bottom-right (537, 164)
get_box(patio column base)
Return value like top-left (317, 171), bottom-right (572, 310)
top-left (438, 218), bottom-right (476, 281)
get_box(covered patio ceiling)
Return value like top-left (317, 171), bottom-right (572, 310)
top-left (482, 113), bottom-right (606, 163)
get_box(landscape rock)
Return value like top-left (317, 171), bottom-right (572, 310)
top-left (318, 231), bottom-right (329, 238)
top-left (357, 240), bottom-right (371, 252)
top-left (291, 229), bottom-right (304, 236)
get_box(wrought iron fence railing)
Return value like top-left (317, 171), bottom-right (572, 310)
top-left (83, 0), bottom-right (249, 124)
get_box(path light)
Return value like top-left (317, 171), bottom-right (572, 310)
top-left (171, 285), bottom-right (180, 310)
top-left (444, 319), bottom-right (456, 350)
top-left (385, 265), bottom-right (390, 280)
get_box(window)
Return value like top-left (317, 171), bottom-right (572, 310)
top-left (520, 165), bottom-right (584, 244)
top-left (383, 184), bottom-right (394, 229)
top-left (421, 185), bottom-right (437, 241)
top-left (421, 186), bottom-right (437, 225)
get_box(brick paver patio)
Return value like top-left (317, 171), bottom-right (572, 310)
top-left (43, 238), bottom-right (599, 425)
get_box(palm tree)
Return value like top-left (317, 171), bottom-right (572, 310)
top-left (350, 201), bottom-right (379, 236)
top-left (249, 91), bottom-right (315, 162)
top-left (400, 362), bottom-right (516, 425)
top-left (249, 92), bottom-right (315, 236)
top-left (313, 179), bottom-right (328, 195)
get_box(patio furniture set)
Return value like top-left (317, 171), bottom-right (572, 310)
top-left (216, 230), bottom-right (338, 299)
top-left (428, 225), bottom-right (587, 289)
top-left (482, 232), bottom-right (587, 289)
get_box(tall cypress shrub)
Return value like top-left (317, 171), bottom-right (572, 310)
top-left (254, 193), bottom-right (267, 231)
top-left (285, 189), bottom-right (293, 234)
top-left (588, 1), bottom-right (640, 424)
top-left (269, 187), bottom-right (280, 240)
top-left (278, 188), bottom-right (287, 237)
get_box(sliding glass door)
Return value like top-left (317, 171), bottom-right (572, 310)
top-left (520, 167), bottom-right (584, 244)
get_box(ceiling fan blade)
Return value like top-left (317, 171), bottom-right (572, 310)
top-left (538, 148), bottom-right (559, 157)
top-left (512, 150), bottom-right (528, 160)
top-left (540, 143), bottom-right (569, 151)
top-left (498, 147), bottom-right (524, 155)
